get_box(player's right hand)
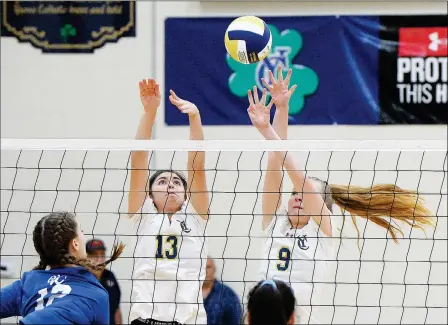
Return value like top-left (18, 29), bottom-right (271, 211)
top-left (139, 79), bottom-right (161, 114)
top-left (261, 66), bottom-right (297, 109)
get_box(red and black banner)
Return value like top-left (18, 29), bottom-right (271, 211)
top-left (379, 15), bottom-right (447, 124)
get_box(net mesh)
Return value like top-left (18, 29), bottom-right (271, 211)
top-left (1, 139), bottom-right (447, 324)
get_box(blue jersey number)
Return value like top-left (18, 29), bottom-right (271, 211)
top-left (35, 284), bottom-right (72, 311)
top-left (155, 235), bottom-right (178, 259)
top-left (276, 247), bottom-right (291, 271)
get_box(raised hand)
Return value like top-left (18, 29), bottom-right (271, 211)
top-left (261, 66), bottom-right (297, 109)
top-left (169, 90), bottom-right (199, 117)
top-left (139, 79), bottom-right (161, 114)
top-left (247, 86), bottom-right (274, 129)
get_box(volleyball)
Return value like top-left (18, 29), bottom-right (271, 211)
top-left (225, 16), bottom-right (272, 64)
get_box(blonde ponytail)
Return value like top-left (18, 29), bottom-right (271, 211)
top-left (329, 184), bottom-right (435, 243)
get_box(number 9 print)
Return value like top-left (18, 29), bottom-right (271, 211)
top-left (276, 247), bottom-right (291, 271)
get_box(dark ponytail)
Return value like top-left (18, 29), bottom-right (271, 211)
top-left (247, 280), bottom-right (296, 325)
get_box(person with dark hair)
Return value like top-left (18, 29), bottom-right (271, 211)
top-left (248, 67), bottom-right (434, 323)
top-left (0, 212), bottom-right (124, 324)
top-left (128, 79), bottom-right (210, 324)
top-left (247, 279), bottom-right (296, 325)
top-left (86, 239), bottom-right (122, 324)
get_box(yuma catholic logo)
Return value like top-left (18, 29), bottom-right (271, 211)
top-left (226, 25), bottom-right (319, 116)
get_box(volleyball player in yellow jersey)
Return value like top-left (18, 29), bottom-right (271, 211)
top-left (128, 79), bottom-right (209, 325)
top-left (249, 67), bottom-right (434, 324)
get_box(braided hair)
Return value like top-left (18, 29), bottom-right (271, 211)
top-left (32, 212), bottom-right (124, 279)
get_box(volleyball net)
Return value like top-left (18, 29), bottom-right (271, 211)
top-left (1, 139), bottom-right (447, 324)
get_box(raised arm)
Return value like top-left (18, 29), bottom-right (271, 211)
top-left (169, 90), bottom-right (209, 220)
top-left (259, 67), bottom-right (297, 230)
top-left (247, 91), bottom-right (332, 236)
top-left (128, 79), bottom-right (160, 216)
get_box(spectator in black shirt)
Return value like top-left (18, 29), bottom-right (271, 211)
top-left (86, 239), bottom-right (122, 324)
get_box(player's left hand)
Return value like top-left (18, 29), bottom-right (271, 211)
top-left (247, 86), bottom-right (274, 129)
top-left (169, 90), bottom-right (199, 117)
top-left (261, 66), bottom-right (297, 109)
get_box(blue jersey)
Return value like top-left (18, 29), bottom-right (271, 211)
top-left (0, 266), bottom-right (109, 324)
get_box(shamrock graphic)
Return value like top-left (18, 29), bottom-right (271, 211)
top-left (226, 25), bottom-right (319, 116)
top-left (60, 24), bottom-right (76, 42)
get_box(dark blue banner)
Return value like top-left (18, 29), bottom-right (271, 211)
top-left (165, 15), bottom-right (447, 125)
top-left (1, 1), bottom-right (136, 53)
top-left (165, 16), bottom-right (380, 125)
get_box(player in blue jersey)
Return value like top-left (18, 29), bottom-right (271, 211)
top-left (0, 211), bottom-right (124, 324)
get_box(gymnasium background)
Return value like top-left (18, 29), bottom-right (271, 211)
top-left (1, 1), bottom-right (447, 324)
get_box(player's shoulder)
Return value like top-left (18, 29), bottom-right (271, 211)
top-left (217, 280), bottom-right (238, 297)
top-left (129, 197), bottom-right (159, 224)
top-left (137, 197), bottom-right (158, 216)
top-left (20, 269), bottom-right (51, 285)
top-left (28, 267), bottom-right (102, 287)
top-left (264, 214), bottom-right (289, 234)
top-left (182, 203), bottom-right (206, 224)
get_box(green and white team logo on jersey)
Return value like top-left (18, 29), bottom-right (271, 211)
top-left (226, 25), bottom-right (319, 116)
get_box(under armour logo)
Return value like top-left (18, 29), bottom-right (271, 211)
top-left (429, 32), bottom-right (448, 52)
top-left (177, 220), bottom-right (191, 233)
top-left (48, 275), bottom-right (66, 285)
top-left (297, 235), bottom-right (309, 250)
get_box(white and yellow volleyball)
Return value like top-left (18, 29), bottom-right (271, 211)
top-left (225, 16), bottom-right (272, 64)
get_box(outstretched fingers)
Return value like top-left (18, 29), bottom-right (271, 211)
top-left (268, 70), bottom-right (277, 86)
top-left (169, 90), bottom-right (184, 106)
top-left (248, 87), bottom-right (272, 112)
top-left (169, 89), bottom-right (181, 101)
top-left (253, 86), bottom-right (260, 104)
top-left (261, 78), bottom-right (273, 90)
top-left (277, 65), bottom-right (284, 82)
top-left (247, 90), bottom-right (255, 107)
top-left (260, 88), bottom-right (268, 106)
top-left (284, 69), bottom-right (292, 86)
top-left (288, 84), bottom-right (297, 97)
top-left (267, 98), bottom-right (274, 111)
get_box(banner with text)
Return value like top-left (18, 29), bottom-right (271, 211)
top-left (378, 16), bottom-right (447, 124)
top-left (1, 1), bottom-right (136, 53)
top-left (165, 15), bottom-right (446, 125)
